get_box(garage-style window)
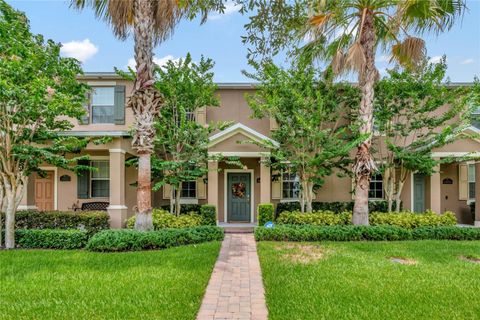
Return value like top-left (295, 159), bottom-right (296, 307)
top-left (90, 160), bottom-right (110, 198)
top-left (369, 173), bottom-right (384, 199)
top-left (91, 87), bottom-right (115, 124)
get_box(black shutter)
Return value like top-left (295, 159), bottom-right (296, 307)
top-left (114, 85), bottom-right (126, 125)
top-left (77, 160), bottom-right (90, 199)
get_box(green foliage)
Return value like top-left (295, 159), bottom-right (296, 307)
top-left (247, 60), bottom-right (362, 211)
top-left (14, 229), bottom-right (88, 249)
top-left (200, 205), bottom-right (217, 226)
top-left (159, 204), bottom-right (201, 214)
top-left (275, 201), bottom-right (390, 218)
top-left (254, 225), bottom-right (480, 242)
top-left (369, 211), bottom-right (457, 229)
top-left (125, 209), bottom-right (204, 229)
top-left (258, 203), bottom-right (274, 226)
top-left (86, 226), bottom-right (224, 252)
top-left (277, 210), bottom-right (352, 226)
top-left (0, 210), bottom-right (109, 234)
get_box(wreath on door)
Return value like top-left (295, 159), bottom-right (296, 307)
top-left (232, 182), bottom-right (246, 198)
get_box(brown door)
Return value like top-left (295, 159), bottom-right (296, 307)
top-left (35, 172), bottom-right (54, 211)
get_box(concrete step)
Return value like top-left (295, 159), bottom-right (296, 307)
top-left (223, 227), bottom-right (254, 234)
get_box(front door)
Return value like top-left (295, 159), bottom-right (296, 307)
top-left (227, 172), bottom-right (251, 222)
top-left (413, 174), bottom-right (425, 213)
top-left (35, 172), bottom-right (54, 211)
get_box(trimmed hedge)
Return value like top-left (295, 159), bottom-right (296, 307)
top-left (200, 205), bottom-right (217, 226)
top-left (255, 225), bottom-right (480, 242)
top-left (126, 209), bottom-right (204, 229)
top-left (258, 203), bottom-right (274, 226)
top-left (276, 210), bottom-right (457, 229)
top-left (14, 229), bottom-right (89, 249)
top-left (86, 226), bottom-right (224, 252)
top-left (160, 204), bottom-right (201, 214)
top-left (275, 201), bottom-right (390, 218)
top-left (0, 210), bottom-right (109, 233)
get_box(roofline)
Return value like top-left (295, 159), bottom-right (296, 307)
top-left (78, 72), bottom-right (474, 88)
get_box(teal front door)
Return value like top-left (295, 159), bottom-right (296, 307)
top-left (227, 173), bottom-right (251, 222)
top-left (413, 174), bottom-right (426, 213)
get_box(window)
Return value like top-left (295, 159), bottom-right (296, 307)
top-left (91, 87), bottom-right (115, 124)
top-left (282, 170), bottom-right (300, 199)
top-left (186, 111), bottom-right (196, 122)
top-left (173, 181), bottom-right (197, 198)
top-left (369, 173), bottom-right (384, 199)
top-left (90, 160), bottom-right (109, 197)
top-left (468, 164), bottom-right (476, 200)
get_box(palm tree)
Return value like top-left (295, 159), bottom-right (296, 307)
top-left (303, 0), bottom-right (466, 225)
top-left (72, 0), bottom-right (223, 230)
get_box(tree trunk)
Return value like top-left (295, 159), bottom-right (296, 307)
top-left (175, 184), bottom-right (182, 217)
top-left (130, 0), bottom-right (162, 231)
top-left (352, 10), bottom-right (377, 225)
top-left (4, 193), bottom-right (15, 249)
top-left (305, 181), bottom-right (314, 213)
top-left (134, 153), bottom-right (153, 231)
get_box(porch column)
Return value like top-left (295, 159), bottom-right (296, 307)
top-left (18, 174), bottom-right (37, 210)
top-left (260, 156), bottom-right (271, 204)
top-left (107, 149), bottom-right (127, 228)
top-left (475, 162), bottom-right (480, 227)
top-left (207, 160), bottom-right (219, 223)
top-left (429, 162), bottom-right (441, 214)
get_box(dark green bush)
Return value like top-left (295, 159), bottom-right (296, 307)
top-left (274, 201), bottom-right (391, 218)
top-left (160, 204), bottom-right (201, 214)
top-left (200, 205), bottom-right (217, 226)
top-left (126, 209), bottom-right (204, 229)
top-left (258, 203), bottom-right (275, 226)
top-left (86, 226), bottom-right (224, 252)
top-left (14, 229), bottom-right (89, 249)
top-left (0, 210), bottom-right (109, 234)
top-left (255, 225), bottom-right (480, 242)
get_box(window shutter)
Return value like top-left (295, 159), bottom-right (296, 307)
top-left (114, 85), bottom-right (126, 125)
top-left (77, 160), bottom-right (90, 199)
top-left (80, 92), bottom-right (90, 125)
top-left (272, 170), bottom-right (281, 199)
top-left (459, 164), bottom-right (468, 200)
top-left (163, 184), bottom-right (172, 199)
top-left (197, 177), bottom-right (207, 199)
top-left (195, 107), bottom-right (207, 126)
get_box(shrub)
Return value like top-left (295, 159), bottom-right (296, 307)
top-left (369, 210), bottom-right (457, 229)
top-left (274, 201), bottom-right (391, 218)
top-left (126, 209), bottom-right (204, 229)
top-left (86, 226), bottom-right (224, 252)
top-left (277, 210), bottom-right (352, 226)
top-left (0, 210), bottom-right (109, 234)
top-left (14, 229), bottom-right (89, 249)
top-left (258, 203), bottom-right (275, 226)
top-left (200, 205), bottom-right (217, 226)
top-left (160, 204), bottom-right (201, 214)
top-left (254, 224), bottom-right (480, 242)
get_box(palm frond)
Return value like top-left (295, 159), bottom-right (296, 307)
top-left (346, 42), bottom-right (365, 72)
top-left (390, 36), bottom-right (426, 68)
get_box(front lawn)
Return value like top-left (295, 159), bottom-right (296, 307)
top-left (258, 241), bottom-right (480, 320)
top-left (0, 242), bottom-right (221, 319)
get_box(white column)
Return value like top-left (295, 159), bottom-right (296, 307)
top-left (107, 149), bottom-right (127, 228)
top-left (475, 162), bottom-right (480, 227)
top-left (259, 157), bottom-right (271, 204)
top-left (207, 160), bottom-right (219, 223)
top-left (429, 162), bottom-right (441, 214)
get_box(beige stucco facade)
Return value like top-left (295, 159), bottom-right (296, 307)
top-left (19, 73), bottom-right (480, 227)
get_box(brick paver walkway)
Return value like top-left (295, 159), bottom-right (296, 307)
top-left (196, 233), bottom-right (268, 320)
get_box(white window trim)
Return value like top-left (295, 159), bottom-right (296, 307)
top-left (173, 180), bottom-right (198, 200)
top-left (369, 173), bottom-right (384, 200)
top-left (281, 169), bottom-right (300, 201)
top-left (90, 160), bottom-right (110, 198)
top-left (468, 163), bottom-right (476, 202)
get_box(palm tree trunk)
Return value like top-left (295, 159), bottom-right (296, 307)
top-left (352, 10), bottom-right (377, 225)
top-left (131, 0), bottom-right (161, 231)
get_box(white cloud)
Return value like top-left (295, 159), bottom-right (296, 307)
top-left (60, 39), bottom-right (98, 63)
top-left (428, 56), bottom-right (444, 64)
top-left (208, 2), bottom-right (241, 20)
top-left (127, 55), bottom-right (180, 70)
top-left (461, 58), bottom-right (475, 65)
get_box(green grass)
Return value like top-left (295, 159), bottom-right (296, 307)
top-left (258, 241), bottom-right (480, 320)
top-left (0, 242), bottom-right (221, 320)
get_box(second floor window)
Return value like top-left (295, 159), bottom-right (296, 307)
top-left (282, 170), bottom-right (300, 199)
top-left (369, 173), bottom-right (384, 199)
top-left (92, 87), bottom-right (115, 124)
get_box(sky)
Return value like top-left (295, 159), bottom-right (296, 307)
top-left (6, 0), bottom-right (480, 83)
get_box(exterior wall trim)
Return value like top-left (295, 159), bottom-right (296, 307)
top-left (209, 123), bottom-right (279, 148)
top-left (18, 205), bottom-right (38, 210)
top-left (39, 166), bottom-right (58, 211)
top-left (87, 81), bottom-right (117, 86)
top-left (432, 152), bottom-right (480, 157)
top-left (59, 131), bottom-right (130, 137)
top-left (223, 169), bottom-right (255, 223)
top-left (107, 205), bottom-right (128, 210)
top-left (109, 148), bottom-right (126, 154)
top-left (209, 151), bottom-right (270, 157)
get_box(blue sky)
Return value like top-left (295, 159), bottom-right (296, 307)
top-left (7, 0), bottom-right (480, 82)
